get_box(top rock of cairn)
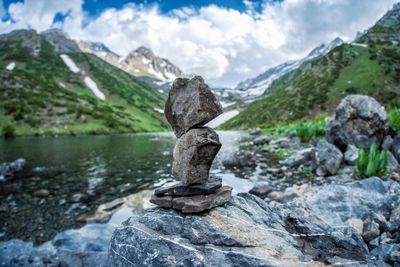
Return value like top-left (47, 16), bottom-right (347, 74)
top-left (165, 76), bottom-right (223, 138)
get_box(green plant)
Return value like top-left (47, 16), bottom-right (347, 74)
top-left (355, 143), bottom-right (388, 178)
top-left (295, 123), bottom-right (315, 142)
top-left (2, 124), bottom-right (16, 138)
top-left (389, 108), bottom-right (400, 131)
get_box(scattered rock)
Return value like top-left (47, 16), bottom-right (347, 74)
top-left (267, 191), bottom-right (284, 201)
top-left (280, 147), bottom-right (315, 167)
top-left (165, 76), bottom-right (222, 138)
top-left (388, 151), bottom-right (400, 173)
top-left (222, 151), bottom-right (256, 170)
top-left (155, 177), bottom-right (222, 196)
top-left (249, 128), bottom-right (261, 135)
top-left (382, 135), bottom-right (393, 150)
top-left (362, 220), bottom-right (381, 243)
top-left (252, 135), bottom-right (271, 146)
top-left (34, 189), bottom-right (50, 198)
top-left (363, 213), bottom-right (390, 233)
top-left (172, 127), bottom-right (221, 184)
top-left (391, 134), bottom-right (400, 163)
top-left (344, 144), bottom-right (358, 165)
top-left (249, 181), bottom-right (273, 198)
top-left (369, 244), bottom-right (400, 265)
top-left (70, 193), bottom-right (90, 203)
top-left (326, 95), bottom-right (389, 150)
top-left (315, 141), bottom-right (343, 177)
top-left (0, 158), bottom-right (26, 181)
top-left (347, 218), bottom-right (364, 235)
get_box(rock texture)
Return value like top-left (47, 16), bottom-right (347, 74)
top-left (315, 141), bottom-right (343, 177)
top-left (391, 134), bottom-right (400, 163)
top-left (109, 193), bottom-right (370, 266)
top-left (165, 76), bottom-right (222, 138)
top-left (107, 178), bottom-right (400, 266)
top-left (0, 158), bottom-right (26, 181)
top-left (154, 176), bottom-right (222, 196)
top-left (326, 95), bottom-right (389, 150)
top-left (172, 127), bottom-right (221, 184)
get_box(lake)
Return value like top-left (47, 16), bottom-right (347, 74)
top-left (0, 131), bottom-right (250, 244)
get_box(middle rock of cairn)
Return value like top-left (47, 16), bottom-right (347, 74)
top-left (150, 76), bottom-right (233, 213)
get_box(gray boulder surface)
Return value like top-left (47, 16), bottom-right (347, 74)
top-left (280, 147), bottom-right (315, 167)
top-left (326, 95), bottom-right (389, 150)
top-left (391, 134), bottom-right (400, 163)
top-left (0, 223), bottom-right (112, 267)
top-left (249, 181), bottom-right (273, 198)
top-left (344, 144), bottom-right (358, 165)
top-left (315, 141), bottom-right (343, 177)
top-left (109, 193), bottom-right (369, 266)
top-left (165, 76), bottom-right (222, 138)
top-left (172, 127), bottom-right (221, 184)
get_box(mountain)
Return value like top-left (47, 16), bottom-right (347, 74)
top-left (222, 4), bottom-right (400, 130)
top-left (78, 41), bottom-right (184, 82)
top-left (234, 37), bottom-right (344, 99)
top-left (0, 29), bottom-right (168, 136)
top-left (77, 40), bottom-right (121, 66)
top-left (120, 46), bottom-right (184, 81)
top-left (357, 3), bottom-right (400, 44)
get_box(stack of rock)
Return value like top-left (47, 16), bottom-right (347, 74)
top-left (150, 76), bottom-right (233, 213)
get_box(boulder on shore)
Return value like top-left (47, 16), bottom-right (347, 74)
top-left (109, 194), bottom-right (369, 266)
top-left (0, 158), bottom-right (26, 181)
top-left (326, 95), bottom-right (389, 151)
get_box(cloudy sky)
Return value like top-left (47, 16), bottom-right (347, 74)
top-left (0, 0), bottom-right (397, 86)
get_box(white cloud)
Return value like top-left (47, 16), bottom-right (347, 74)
top-left (0, 0), bottom-right (397, 86)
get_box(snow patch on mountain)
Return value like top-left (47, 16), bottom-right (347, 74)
top-left (6, 62), bottom-right (15, 71)
top-left (206, 110), bottom-right (240, 128)
top-left (84, 77), bottom-right (106, 100)
top-left (60, 54), bottom-right (80, 73)
top-left (154, 108), bottom-right (164, 114)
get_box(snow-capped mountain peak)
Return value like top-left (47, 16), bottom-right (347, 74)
top-left (121, 46), bottom-right (184, 81)
top-left (233, 37), bottom-right (345, 100)
top-left (77, 41), bottom-right (184, 82)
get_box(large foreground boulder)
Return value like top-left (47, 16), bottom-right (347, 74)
top-left (109, 193), bottom-right (370, 266)
top-left (165, 76), bottom-right (222, 138)
top-left (326, 95), bottom-right (389, 150)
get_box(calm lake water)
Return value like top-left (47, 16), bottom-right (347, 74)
top-left (0, 131), bottom-right (249, 244)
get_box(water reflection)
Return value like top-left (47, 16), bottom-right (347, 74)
top-left (0, 131), bottom-right (247, 244)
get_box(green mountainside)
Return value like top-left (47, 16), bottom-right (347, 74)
top-left (222, 4), bottom-right (400, 130)
top-left (0, 30), bottom-right (167, 136)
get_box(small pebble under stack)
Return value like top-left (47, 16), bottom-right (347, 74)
top-left (150, 76), bottom-right (233, 213)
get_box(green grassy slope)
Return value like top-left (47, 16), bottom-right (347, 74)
top-left (0, 30), bottom-right (168, 136)
top-left (222, 43), bottom-right (400, 130)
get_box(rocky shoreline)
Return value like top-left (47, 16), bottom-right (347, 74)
top-left (1, 95), bottom-right (400, 266)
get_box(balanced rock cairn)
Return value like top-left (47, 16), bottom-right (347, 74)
top-left (150, 76), bottom-right (233, 213)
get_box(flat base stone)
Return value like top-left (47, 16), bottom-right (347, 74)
top-left (150, 186), bottom-right (232, 213)
top-left (149, 195), bottom-right (172, 208)
top-left (154, 177), bottom-right (222, 197)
